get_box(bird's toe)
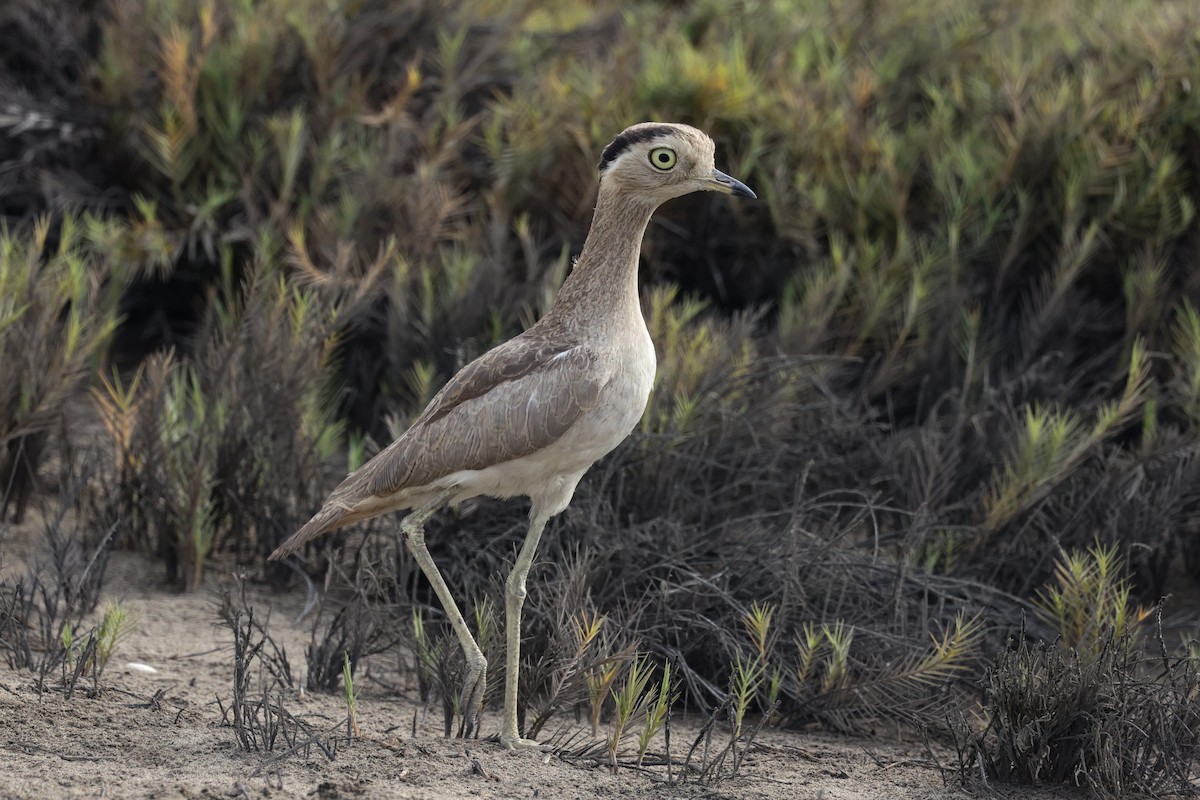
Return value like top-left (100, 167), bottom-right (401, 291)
top-left (459, 661), bottom-right (488, 738)
top-left (499, 735), bottom-right (550, 752)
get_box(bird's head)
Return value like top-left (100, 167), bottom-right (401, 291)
top-left (597, 122), bottom-right (756, 204)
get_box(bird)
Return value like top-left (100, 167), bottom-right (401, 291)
top-left (268, 122), bottom-right (755, 750)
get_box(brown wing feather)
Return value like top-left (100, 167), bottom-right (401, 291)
top-left (269, 333), bottom-right (606, 559)
top-left (360, 338), bottom-right (605, 495)
top-left (418, 337), bottom-right (581, 426)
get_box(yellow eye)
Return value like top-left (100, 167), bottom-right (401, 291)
top-left (648, 147), bottom-right (677, 171)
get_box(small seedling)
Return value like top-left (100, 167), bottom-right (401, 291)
top-left (606, 654), bottom-right (655, 772)
top-left (411, 608), bottom-right (436, 701)
top-left (96, 600), bottom-right (134, 672)
top-left (820, 621), bottom-right (853, 693)
top-left (61, 623), bottom-right (75, 674)
top-left (742, 602), bottom-right (775, 665)
top-left (636, 659), bottom-right (675, 766)
top-left (730, 653), bottom-right (763, 740)
top-left (587, 656), bottom-right (620, 737)
top-left (471, 597), bottom-right (497, 674)
top-left (742, 602), bottom-right (783, 715)
top-left (574, 608), bottom-right (605, 653)
top-left (343, 651), bottom-right (360, 740)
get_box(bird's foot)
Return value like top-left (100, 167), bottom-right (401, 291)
top-left (499, 734), bottom-right (551, 752)
top-left (459, 660), bottom-right (487, 738)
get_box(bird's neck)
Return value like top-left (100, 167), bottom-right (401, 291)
top-left (548, 184), bottom-right (657, 331)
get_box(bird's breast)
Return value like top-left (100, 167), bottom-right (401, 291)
top-left (601, 317), bottom-right (656, 425)
top-left (538, 325), bottom-right (656, 470)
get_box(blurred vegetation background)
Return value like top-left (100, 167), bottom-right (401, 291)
top-left (2, 0), bottom-right (1200, 792)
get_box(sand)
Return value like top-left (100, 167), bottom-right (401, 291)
top-left (0, 547), bottom-right (1073, 800)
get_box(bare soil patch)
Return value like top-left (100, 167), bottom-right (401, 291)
top-left (0, 549), bottom-right (1073, 800)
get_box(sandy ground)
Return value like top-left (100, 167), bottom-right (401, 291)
top-left (0, 546), bottom-right (1076, 800)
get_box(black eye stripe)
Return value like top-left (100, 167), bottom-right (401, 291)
top-left (597, 125), bottom-right (676, 172)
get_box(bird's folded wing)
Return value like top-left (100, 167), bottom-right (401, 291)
top-left (347, 339), bottom-right (608, 500)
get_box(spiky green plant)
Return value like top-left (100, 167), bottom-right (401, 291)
top-left (784, 614), bottom-right (982, 730)
top-left (742, 602), bottom-right (783, 711)
top-left (60, 623), bottom-right (76, 676)
top-left (343, 651), bottom-right (360, 741)
top-left (606, 654), bottom-right (656, 772)
top-left (729, 652), bottom-right (764, 740)
top-left (91, 272), bottom-right (343, 585)
top-left (980, 341), bottom-right (1151, 543)
top-left (158, 363), bottom-right (220, 591)
top-left (410, 608), bottom-right (436, 703)
top-left (1034, 543), bottom-right (1150, 658)
top-left (472, 597), bottom-right (497, 673)
top-left (587, 652), bottom-right (621, 739)
top-left (636, 660), bottom-right (674, 767)
top-left (95, 601), bottom-right (135, 673)
top-left (819, 621), bottom-right (853, 694)
top-left (1168, 300), bottom-right (1200, 428)
top-left (0, 216), bottom-right (124, 521)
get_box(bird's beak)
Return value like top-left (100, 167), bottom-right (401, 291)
top-left (709, 169), bottom-right (756, 199)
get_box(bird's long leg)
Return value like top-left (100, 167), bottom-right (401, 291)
top-left (500, 509), bottom-right (551, 750)
top-left (400, 490), bottom-right (488, 738)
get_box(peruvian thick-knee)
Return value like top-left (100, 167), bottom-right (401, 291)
top-left (268, 122), bottom-right (754, 749)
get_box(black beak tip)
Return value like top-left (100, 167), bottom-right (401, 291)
top-left (713, 169), bottom-right (756, 200)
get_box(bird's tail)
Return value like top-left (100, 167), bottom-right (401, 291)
top-left (268, 504), bottom-right (352, 560)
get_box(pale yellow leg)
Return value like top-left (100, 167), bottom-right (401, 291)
top-left (500, 511), bottom-right (552, 750)
top-left (401, 492), bottom-right (487, 738)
